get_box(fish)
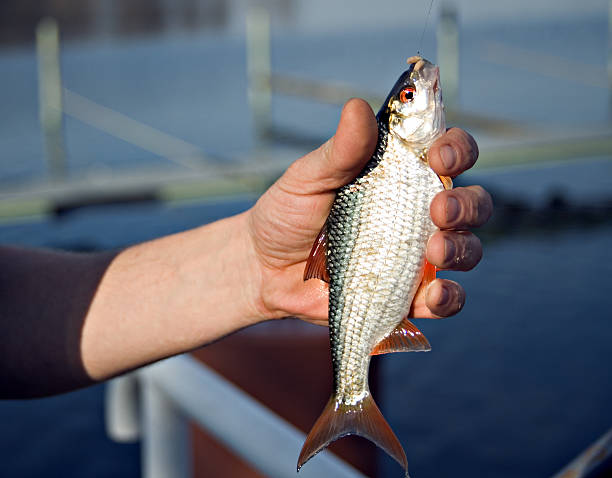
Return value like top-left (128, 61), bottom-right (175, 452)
top-left (298, 56), bottom-right (452, 477)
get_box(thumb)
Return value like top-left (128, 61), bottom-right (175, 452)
top-left (277, 98), bottom-right (378, 195)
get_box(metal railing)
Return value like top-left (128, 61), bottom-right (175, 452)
top-left (551, 427), bottom-right (612, 478)
top-left (105, 355), bottom-right (367, 478)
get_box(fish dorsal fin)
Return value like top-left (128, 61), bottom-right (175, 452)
top-left (298, 393), bottom-right (408, 475)
top-left (371, 318), bottom-right (431, 355)
top-left (303, 222), bottom-right (330, 283)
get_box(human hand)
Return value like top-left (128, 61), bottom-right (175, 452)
top-left (245, 99), bottom-right (492, 326)
top-left (411, 127), bottom-right (492, 318)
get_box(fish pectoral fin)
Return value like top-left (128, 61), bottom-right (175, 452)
top-left (303, 221), bottom-right (330, 283)
top-left (439, 174), bottom-right (453, 190)
top-left (422, 258), bottom-right (437, 285)
top-left (298, 392), bottom-right (408, 475)
top-left (408, 258), bottom-right (437, 316)
top-left (370, 318), bottom-right (431, 355)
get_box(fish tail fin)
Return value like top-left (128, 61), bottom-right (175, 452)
top-left (297, 393), bottom-right (409, 476)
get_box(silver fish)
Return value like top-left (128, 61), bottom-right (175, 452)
top-left (299, 57), bottom-right (451, 477)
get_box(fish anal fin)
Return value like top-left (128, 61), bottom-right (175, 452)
top-left (370, 318), bottom-right (431, 355)
top-left (298, 393), bottom-right (408, 476)
top-left (439, 175), bottom-right (453, 190)
top-left (303, 222), bottom-right (329, 283)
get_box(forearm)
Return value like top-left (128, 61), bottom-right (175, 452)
top-left (81, 211), bottom-right (263, 381)
top-left (0, 212), bottom-right (263, 398)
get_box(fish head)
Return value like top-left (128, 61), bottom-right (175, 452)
top-left (381, 57), bottom-right (445, 149)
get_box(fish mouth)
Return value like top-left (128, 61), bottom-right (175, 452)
top-left (412, 64), bottom-right (439, 87)
top-left (406, 56), bottom-right (440, 88)
top-left (407, 55), bottom-right (426, 71)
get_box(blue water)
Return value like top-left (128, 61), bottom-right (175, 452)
top-left (0, 14), bottom-right (609, 184)
top-left (381, 225), bottom-right (612, 478)
top-left (0, 385), bottom-right (139, 478)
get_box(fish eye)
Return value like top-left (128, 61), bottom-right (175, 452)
top-left (399, 87), bottom-right (415, 103)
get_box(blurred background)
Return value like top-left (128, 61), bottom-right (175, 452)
top-left (1, 0), bottom-right (611, 477)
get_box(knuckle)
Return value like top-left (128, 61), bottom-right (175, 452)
top-left (447, 128), bottom-right (479, 172)
top-left (475, 186), bottom-right (494, 225)
top-left (469, 135), bottom-right (480, 160)
top-left (463, 186), bottom-right (493, 227)
top-left (441, 231), bottom-right (482, 271)
top-left (460, 140), bottom-right (477, 166)
top-left (440, 280), bottom-right (465, 317)
top-left (453, 189), bottom-right (473, 227)
top-left (460, 233), bottom-right (483, 270)
top-left (433, 185), bottom-right (492, 229)
top-left (463, 131), bottom-right (479, 160)
top-left (468, 190), bottom-right (482, 225)
top-left (456, 284), bottom-right (466, 312)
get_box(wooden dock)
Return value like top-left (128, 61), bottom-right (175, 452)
top-left (2, 131), bottom-right (611, 222)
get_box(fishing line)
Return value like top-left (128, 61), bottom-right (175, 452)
top-left (417, 0), bottom-right (435, 56)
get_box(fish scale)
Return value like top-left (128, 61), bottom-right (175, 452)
top-left (329, 138), bottom-right (442, 402)
top-left (299, 57), bottom-right (448, 478)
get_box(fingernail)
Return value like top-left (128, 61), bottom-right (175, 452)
top-left (444, 237), bottom-right (456, 264)
top-left (440, 145), bottom-right (456, 170)
top-left (446, 196), bottom-right (460, 223)
top-left (437, 284), bottom-right (450, 306)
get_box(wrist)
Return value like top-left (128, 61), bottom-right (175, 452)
top-left (212, 211), bottom-right (269, 327)
top-left (170, 211), bottom-right (269, 333)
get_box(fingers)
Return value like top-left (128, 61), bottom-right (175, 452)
top-left (426, 279), bottom-right (466, 317)
top-left (428, 127), bottom-right (479, 177)
top-left (430, 185), bottom-right (493, 230)
top-left (277, 98), bottom-right (378, 195)
top-left (422, 131), bottom-right (486, 318)
top-left (426, 230), bottom-right (482, 271)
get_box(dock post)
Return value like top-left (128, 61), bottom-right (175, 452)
top-left (36, 18), bottom-right (67, 180)
top-left (437, 4), bottom-right (459, 114)
top-left (105, 374), bottom-right (141, 443)
top-left (609, 0), bottom-right (612, 112)
top-left (246, 6), bottom-right (272, 145)
top-left (141, 376), bottom-right (191, 478)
